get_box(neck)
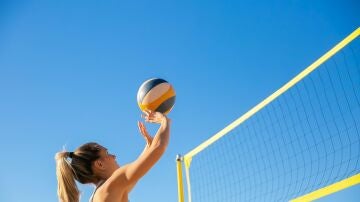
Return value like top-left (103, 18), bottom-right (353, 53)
top-left (96, 166), bottom-right (119, 185)
top-left (95, 179), bottom-right (105, 187)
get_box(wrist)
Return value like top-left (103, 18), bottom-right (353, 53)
top-left (161, 116), bottom-right (171, 124)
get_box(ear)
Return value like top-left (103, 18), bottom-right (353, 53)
top-left (94, 159), bottom-right (105, 170)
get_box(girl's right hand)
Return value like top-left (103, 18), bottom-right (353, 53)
top-left (141, 110), bottom-right (168, 124)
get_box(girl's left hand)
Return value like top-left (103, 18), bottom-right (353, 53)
top-left (137, 121), bottom-right (153, 147)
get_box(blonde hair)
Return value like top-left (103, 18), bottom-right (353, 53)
top-left (55, 142), bottom-right (103, 202)
top-left (55, 151), bottom-right (79, 202)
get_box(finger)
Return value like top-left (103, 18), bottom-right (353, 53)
top-left (142, 128), bottom-right (150, 138)
top-left (141, 125), bottom-right (147, 135)
top-left (147, 110), bottom-right (156, 117)
top-left (142, 129), bottom-right (151, 140)
top-left (140, 123), bottom-right (146, 132)
top-left (139, 122), bottom-right (146, 131)
top-left (141, 113), bottom-right (148, 119)
top-left (141, 113), bottom-right (149, 120)
top-left (138, 121), bottom-right (147, 132)
top-left (137, 121), bottom-right (141, 131)
top-left (145, 119), bottom-right (155, 123)
top-left (139, 122), bottom-right (151, 138)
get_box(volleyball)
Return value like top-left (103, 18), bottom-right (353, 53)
top-left (137, 78), bottom-right (176, 114)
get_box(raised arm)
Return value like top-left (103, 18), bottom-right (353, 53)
top-left (110, 111), bottom-right (171, 190)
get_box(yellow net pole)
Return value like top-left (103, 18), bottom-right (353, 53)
top-left (176, 154), bottom-right (185, 202)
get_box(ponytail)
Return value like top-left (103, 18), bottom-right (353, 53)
top-left (55, 151), bottom-right (79, 202)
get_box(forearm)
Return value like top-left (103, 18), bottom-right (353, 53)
top-left (150, 117), bottom-right (170, 151)
top-left (139, 145), bottom-right (149, 157)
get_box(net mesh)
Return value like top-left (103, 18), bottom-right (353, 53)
top-left (188, 37), bottom-right (360, 202)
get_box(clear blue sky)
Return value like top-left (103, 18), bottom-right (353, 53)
top-left (0, 0), bottom-right (359, 201)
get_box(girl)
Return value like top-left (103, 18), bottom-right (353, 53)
top-left (55, 110), bottom-right (171, 202)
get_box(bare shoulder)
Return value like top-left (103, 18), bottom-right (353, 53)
top-left (107, 165), bottom-right (129, 188)
top-left (93, 167), bottom-right (130, 202)
top-left (103, 165), bottom-right (138, 192)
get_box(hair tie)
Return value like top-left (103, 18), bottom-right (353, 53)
top-left (69, 152), bottom-right (74, 158)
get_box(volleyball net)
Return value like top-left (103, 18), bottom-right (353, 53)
top-left (176, 27), bottom-right (360, 202)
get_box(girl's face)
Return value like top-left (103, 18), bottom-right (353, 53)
top-left (97, 148), bottom-right (119, 170)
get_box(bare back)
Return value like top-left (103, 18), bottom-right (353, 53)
top-left (91, 187), bottom-right (128, 202)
